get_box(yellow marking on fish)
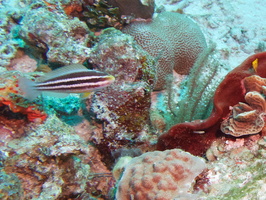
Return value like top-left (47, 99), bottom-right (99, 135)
top-left (252, 58), bottom-right (258, 72)
top-left (81, 92), bottom-right (92, 99)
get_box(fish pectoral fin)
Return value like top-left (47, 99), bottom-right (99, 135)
top-left (80, 92), bottom-right (93, 99)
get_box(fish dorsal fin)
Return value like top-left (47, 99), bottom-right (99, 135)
top-left (38, 64), bottom-right (89, 82)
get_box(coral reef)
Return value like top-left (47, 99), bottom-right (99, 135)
top-left (123, 11), bottom-right (207, 90)
top-left (221, 75), bottom-right (266, 137)
top-left (7, 50), bottom-right (37, 73)
top-left (81, 0), bottom-right (122, 31)
top-left (1, 115), bottom-right (93, 199)
top-left (0, 69), bottom-right (47, 123)
top-left (0, 170), bottom-right (23, 199)
top-left (115, 149), bottom-right (206, 200)
top-left (158, 51), bottom-right (266, 156)
top-left (169, 43), bottom-right (226, 124)
top-left (42, 94), bottom-right (82, 125)
top-left (19, 7), bottom-right (92, 65)
top-left (201, 134), bottom-right (266, 200)
top-left (1, 0), bottom-right (266, 199)
top-left (107, 0), bottom-right (155, 19)
top-left (0, 1), bottom-right (25, 67)
top-left (89, 28), bottom-right (156, 147)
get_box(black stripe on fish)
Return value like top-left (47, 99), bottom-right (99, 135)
top-left (39, 71), bottom-right (109, 83)
top-left (18, 64), bottom-right (115, 101)
top-left (35, 77), bottom-right (113, 91)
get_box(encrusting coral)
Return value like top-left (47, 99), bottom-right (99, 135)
top-left (1, 115), bottom-right (92, 199)
top-left (89, 28), bottom-right (156, 147)
top-left (0, 169), bottom-right (23, 199)
top-left (221, 75), bottom-right (266, 137)
top-left (115, 149), bottom-right (206, 200)
top-left (0, 69), bottom-right (47, 123)
top-left (0, 2), bottom-right (25, 67)
top-left (123, 11), bottom-right (207, 90)
top-left (19, 7), bottom-right (92, 65)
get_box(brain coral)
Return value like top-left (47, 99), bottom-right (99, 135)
top-left (221, 75), bottom-right (266, 137)
top-left (123, 12), bottom-right (207, 90)
top-left (116, 149), bottom-right (206, 200)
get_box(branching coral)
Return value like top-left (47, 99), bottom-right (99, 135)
top-left (115, 149), bottom-right (206, 200)
top-left (123, 11), bottom-right (207, 90)
top-left (221, 75), bottom-right (266, 137)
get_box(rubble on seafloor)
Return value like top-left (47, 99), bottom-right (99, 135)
top-left (0, 0), bottom-right (266, 199)
top-left (0, 115), bottom-right (115, 199)
top-left (201, 134), bottom-right (266, 200)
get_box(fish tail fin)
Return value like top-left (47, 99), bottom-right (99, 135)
top-left (18, 76), bottom-right (41, 101)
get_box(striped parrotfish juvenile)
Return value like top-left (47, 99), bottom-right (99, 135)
top-left (19, 64), bottom-right (115, 101)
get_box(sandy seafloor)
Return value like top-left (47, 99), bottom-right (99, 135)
top-left (0, 0), bottom-right (266, 200)
top-left (157, 0), bottom-right (266, 69)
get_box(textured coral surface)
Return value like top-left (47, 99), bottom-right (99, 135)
top-left (19, 7), bottom-right (91, 64)
top-left (202, 134), bottom-right (266, 200)
top-left (89, 28), bottom-right (156, 147)
top-left (221, 75), bottom-right (266, 137)
top-left (116, 149), bottom-right (206, 200)
top-left (0, 70), bottom-right (47, 123)
top-left (158, 52), bottom-right (266, 155)
top-left (2, 116), bottom-right (91, 199)
top-left (0, 0), bottom-right (266, 199)
top-left (123, 11), bottom-right (207, 90)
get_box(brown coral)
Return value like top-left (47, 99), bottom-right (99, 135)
top-left (221, 75), bottom-right (266, 137)
top-left (115, 149), bottom-right (206, 200)
top-left (108, 0), bottom-right (154, 19)
top-left (122, 12), bottom-right (207, 90)
top-left (89, 28), bottom-right (156, 147)
top-left (3, 116), bottom-right (92, 199)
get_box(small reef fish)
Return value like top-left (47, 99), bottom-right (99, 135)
top-left (19, 64), bottom-right (115, 101)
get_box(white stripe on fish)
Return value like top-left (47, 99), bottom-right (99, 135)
top-left (19, 64), bottom-right (115, 101)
